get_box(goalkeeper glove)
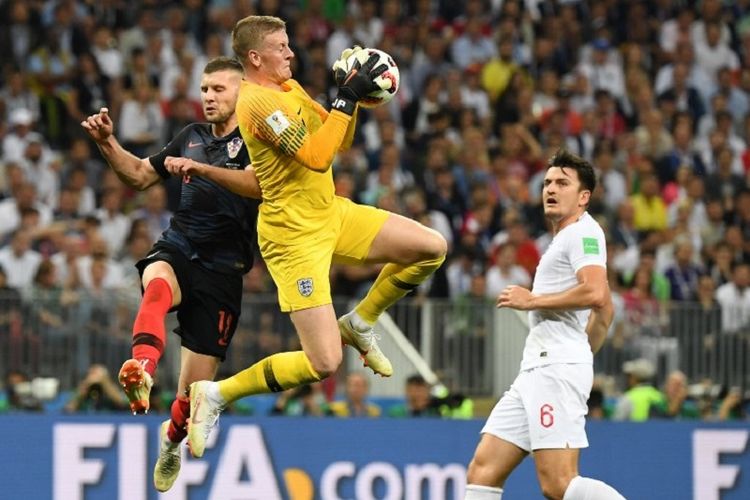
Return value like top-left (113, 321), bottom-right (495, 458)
top-left (332, 45), bottom-right (365, 86)
top-left (332, 53), bottom-right (387, 116)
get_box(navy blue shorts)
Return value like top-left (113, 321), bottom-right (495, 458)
top-left (136, 241), bottom-right (243, 360)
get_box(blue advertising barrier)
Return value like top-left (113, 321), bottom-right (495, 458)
top-left (0, 415), bottom-right (748, 500)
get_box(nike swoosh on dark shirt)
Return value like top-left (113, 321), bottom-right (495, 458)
top-left (188, 141), bottom-right (201, 148)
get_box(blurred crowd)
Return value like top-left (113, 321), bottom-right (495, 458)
top-left (2, 366), bottom-right (478, 419)
top-left (590, 357), bottom-right (748, 421)
top-left (1, 0), bottom-right (750, 418)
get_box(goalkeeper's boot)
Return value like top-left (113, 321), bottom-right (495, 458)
top-left (154, 420), bottom-right (181, 492)
top-left (187, 381), bottom-right (224, 458)
top-left (118, 358), bottom-right (153, 415)
top-left (338, 312), bottom-right (393, 377)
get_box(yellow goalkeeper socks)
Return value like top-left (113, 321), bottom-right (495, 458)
top-left (217, 351), bottom-right (322, 403)
top-left (355, 254), bottom-right (446, 324)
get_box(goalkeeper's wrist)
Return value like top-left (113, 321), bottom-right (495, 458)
top-left (331, 93), bottom-right (357, 116)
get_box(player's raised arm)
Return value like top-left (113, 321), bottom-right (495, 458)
top-left (243, 54), bottom-right (386, 172)
top-left (80, 107), bottom-right (161, 190)
top-left (165, 157), bottom-right (262, 199)
top-left (313, 46), bottom-right (363, 152)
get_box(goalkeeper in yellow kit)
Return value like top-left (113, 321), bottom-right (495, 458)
top-left (175, 15), bottom-right (447, 457)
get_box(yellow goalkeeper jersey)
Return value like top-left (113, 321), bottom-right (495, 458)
top-left (236, 78), bottom-right (356, 244)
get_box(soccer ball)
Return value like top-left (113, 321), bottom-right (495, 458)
top-left (345, 48), bottom-right (400, 109)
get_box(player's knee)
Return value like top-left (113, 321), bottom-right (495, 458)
top-left (539, 476), bottom-right (570, 500)
top-left (466, 454), bottom-right (501, 487)
top-left (411, 230), bottom-right (447, 266)
top-left (466, 457), bottom-right (483, 484)
top-left (309, 350), bottom-right (342, 378)
top-left (424, 230), bottom-right (448, 261)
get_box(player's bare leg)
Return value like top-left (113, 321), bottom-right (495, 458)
top-left (342, 213), bottom-right (447, 376)
top-left (533, 447), bottom-right (625, 499)
top-left (465, 433), bottom-right (528, 499)
top-left (533, 448), bottom-right (579, 499)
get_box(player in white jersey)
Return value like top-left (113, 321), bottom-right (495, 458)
top-left (464, 150), bottom-right (626, 500)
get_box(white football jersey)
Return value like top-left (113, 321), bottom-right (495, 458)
top-left (521, 212), bottom-right (607, 370)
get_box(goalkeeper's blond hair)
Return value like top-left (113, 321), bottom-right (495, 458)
top-left (232, 15), bottom-right (286, 64)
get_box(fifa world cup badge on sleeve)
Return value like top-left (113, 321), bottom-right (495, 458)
top-left (266, 110), bottom-right (291, 135)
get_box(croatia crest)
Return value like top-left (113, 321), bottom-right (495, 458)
top-left (297, 278), bottom-right (314, 297)
top-left (227, 137), bottom-right (243, 159)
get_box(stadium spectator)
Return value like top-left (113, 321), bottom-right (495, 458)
top-left (66, 53), bottom-right (113, 124)
top-left (694, 22), bottom-right (740, 83)
top-left (671, 274), bottom-right (722, 377)
top-left (3, 369), bottom-right (43, 412)
top-left (122, 46), bottom-right (160, 93)
top-left (594, 140), bottom-right (628, 212)
top-left (450, 16), bottom-right (496, 70)
top-left (90, 26), bottom-right (124, 80)
top-left (64, 364), bottom-right (128, 413)
top-left (270, 383), bottom-right (332, 417)
top-left (17, 135), bottom-right (59, 209)
top-left (388, 374), bottom-right (441, 418)
top-left (0, 71), bottom-right (40, 124)
top-left (0, 182), bottom-right (53, 242)
top-left (25, 258), bottom-right (76, 326)
top-left (655, 41), bottom-right (715, 106)
top-left (0, 262), bottom-right (21, 320)
top-left (3, 108), bottom-right (41, 163)
top-left (631, 173), bottom-right (668, 233)
top-left (709, 241), bottom-right (735, 286)
top-left (659, 5), bottom-right (694, 57)
top-left (661, 370), bottom-right (700, 419)
top-left (330, 371), bottom-right (381, 418)
top-left (74, 237), bottom-right (124, 292)
top-left (446, 245), bottom-right (483, 300)
top-left (613, 358), bottom-right (664, 421)
top-left (128, 184), bottom-right (172, 243)
top-left (117, 82), bottom-right (165, 157)
top-left (715, 386), bottom-right (747, 421)
top-left (351, 0), bottom-right (383, 50)
top-left (664, 240), bottom-right (704, 301)
top-left (622, 267), bottom-right (668, 342)
top-left (0, 228), bottom-right (42, 289)
top-left (609, 200), bottom-right (640, 275)
top-left (481, 35), bottom-right (523, 104)
top-left (0, 2), bottom-right (40, 72)
top-left (715, 262), bottom-right (750, 333)
top-left (578, 38), bottom-right (625, 101)
top-left (586, 379), bottom-right (608, 420)
top-left (701, 198), bottom-right (727, 251)
top-left (484, 243), bottom-right (531, 299)
top-left (94, 187), bottom-right (130, 257)
top-left (658, 62), bottom-right (706, 126)
top-left (724, 225), bottom-right (750, 265)
top-left (715, 66), bottom-right (749, 127)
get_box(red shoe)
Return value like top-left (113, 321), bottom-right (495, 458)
top-left (118, 359), bottom-right (153, 415)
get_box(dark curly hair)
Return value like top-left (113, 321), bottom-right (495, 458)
top-left (548, 149), bottom-right (596, 193)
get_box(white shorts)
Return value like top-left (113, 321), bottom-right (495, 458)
top-left (481, 364), bottom-right (593, 452)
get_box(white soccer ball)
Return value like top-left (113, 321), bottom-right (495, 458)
top-left (345, 47), bottom-right (400, 109)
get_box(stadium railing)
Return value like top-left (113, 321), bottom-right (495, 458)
top-left (1, 291), bottom-right (748, 400)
